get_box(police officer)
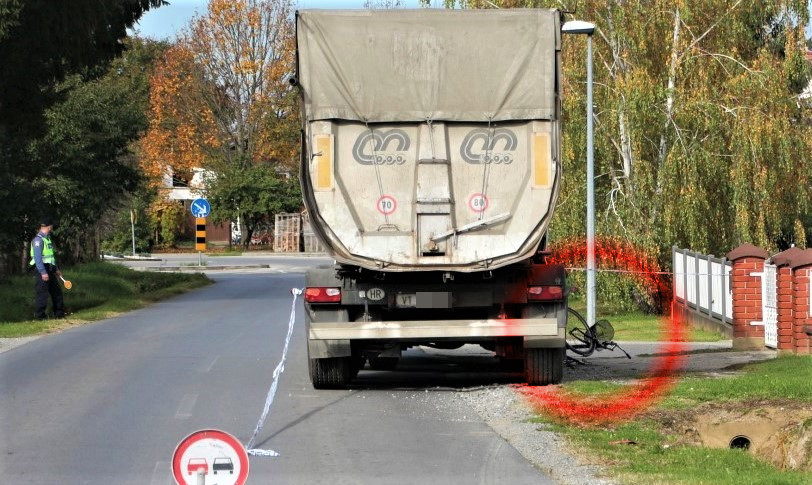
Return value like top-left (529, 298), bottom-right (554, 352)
top-left (30, 218), bottom-right (65, 319)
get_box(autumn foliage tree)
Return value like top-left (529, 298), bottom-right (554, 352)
top-left (140, 0), bottom-right (300, 245)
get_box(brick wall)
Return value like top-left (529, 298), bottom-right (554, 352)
top-left (728, 246), bottom-right (812, 354)
top-left (792, 266), bottom-right (811, 354)
top-left (727, 244), bottom-right (769, 350)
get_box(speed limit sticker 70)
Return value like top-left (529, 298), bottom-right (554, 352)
top-left (468, 193), bottom-right (489, 213)
top-left (377, 195), bottom-right (397, 215)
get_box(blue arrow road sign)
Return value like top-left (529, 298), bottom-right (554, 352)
top-left (190, 198), bottom-right (211, 218)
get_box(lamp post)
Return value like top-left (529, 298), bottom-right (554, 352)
top-left (562, 20), bottom-right (597, 328)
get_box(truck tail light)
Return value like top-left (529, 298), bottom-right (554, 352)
top-left (305, 287), bottom-right (341, 303)
top-left (527, 285), bottom-right (563, 301)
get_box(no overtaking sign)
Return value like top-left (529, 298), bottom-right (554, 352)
top-left (172, 429), bottom-right (249, 485)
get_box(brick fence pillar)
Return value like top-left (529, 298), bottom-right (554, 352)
top-left (772, 248), bottom-right (804, 353)
top-left (789, 252), bottom-right (812, 355)
top-left (726, 244), bottom-right (769, 350)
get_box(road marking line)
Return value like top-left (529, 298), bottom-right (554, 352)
top-left (202, 355), bottom-right (220, 373)
top-left (228, 330), bottom-right (245, 345)
top-left (150, 461), bottom-right (170, 485)
top-left (175, 393), bottom-right (198, 419)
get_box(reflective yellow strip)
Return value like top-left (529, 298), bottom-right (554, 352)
top-left (195, 243), bottom-right (206, 251)
top-left (314, 134), bottom-right (333, 190)
top-left (532, 133), bottom-right (551, 188)
top-left (196, 231), bottom-right (206, 238)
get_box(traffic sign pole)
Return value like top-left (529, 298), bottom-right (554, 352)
top-left (190, 198), bottom-right (210, 266)
top-left (195, 218), bottom-right (206, 265)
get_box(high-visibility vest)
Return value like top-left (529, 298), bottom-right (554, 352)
top-left (29, 235), bottom-right (56, 267)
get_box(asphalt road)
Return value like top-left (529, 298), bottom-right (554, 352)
top-left (0, 268), bottom-right (553, 484)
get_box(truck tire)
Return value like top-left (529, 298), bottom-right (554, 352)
top-left (309, 357), bottom-right (353, 389)
top-left (351, 354), bottom-right (366, 378)
top-left (524, 348), bottom-right (563, 386)
top-left (368, 356), bottom-right (398, 371)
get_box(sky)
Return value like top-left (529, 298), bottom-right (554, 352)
top-left (131, 0), bottom-right (812, 41)
top-left (131, 0), bottom-right (428, 39)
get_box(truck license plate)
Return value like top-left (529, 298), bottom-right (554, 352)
top-left (396, 294), bottom-right (417, 308)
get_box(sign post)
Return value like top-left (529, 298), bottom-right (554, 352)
top-left (190, 198), bottom-right (211, 266)
top-left (195, 218), bottom-right (206, 266)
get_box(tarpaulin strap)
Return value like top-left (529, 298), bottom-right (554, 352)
top-left (365, 121), bottom-right (389, 225)
top-left (477, 117), bottom-right (494, 221)
top-left (245, 288), bottom-right (302, 457)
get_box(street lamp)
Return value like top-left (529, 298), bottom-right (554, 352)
top-left (562, 20), bottom-right (597, 328)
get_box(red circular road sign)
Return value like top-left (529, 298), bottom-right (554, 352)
top-left (468, 193), bottom-right (489, 213)
top-left (376, 195), bottom-right (397, 215)
top-left (172, 429), bottom-right (249, 485)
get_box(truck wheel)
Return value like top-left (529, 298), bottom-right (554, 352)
top-left (368, 356), bottom-right (398, 371)
top-left (351, 354), bottom-right (366, 378)
top-left (524, 348), bottom-right (563, 386)
top-left (309, 357), bottom-right (353, 389)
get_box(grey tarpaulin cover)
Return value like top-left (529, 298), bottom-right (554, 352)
top-left (296, 9), bottom-right (560, 123)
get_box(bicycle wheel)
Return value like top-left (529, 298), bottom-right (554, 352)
top-left (565, 307), bottom-right (597, 356)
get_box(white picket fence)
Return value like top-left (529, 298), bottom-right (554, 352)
top-left (672, 246), bottom-right (733, 326)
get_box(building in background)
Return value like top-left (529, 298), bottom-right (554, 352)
top-left (160, 168), bottom-right (231, 244)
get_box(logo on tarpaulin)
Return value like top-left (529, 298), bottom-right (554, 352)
top-left (460, 128), bottom-right (518, 164)
top-left (352, 129), bottom-right (411, 165)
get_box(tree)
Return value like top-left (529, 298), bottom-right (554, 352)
top-left (141, 46), bottom-right (220, 184)
top-left (140, 0), bottom-right (301, 245)
top-left (364, 0), bottom-right (404, 7)
top-left (206, 160), bottom-right (301, 249)
top-left (182, 0), bottom-right (297, 166)
top-left (0, 0), bottom-right (165, 274)
top-left (29, 37), bottom-right (169, 264)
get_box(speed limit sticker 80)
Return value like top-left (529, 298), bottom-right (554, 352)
top-left (468, 193), bottom-right (489, 213)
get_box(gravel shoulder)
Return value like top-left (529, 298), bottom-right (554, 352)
top-left (456, 384), bottom-right (615, 485)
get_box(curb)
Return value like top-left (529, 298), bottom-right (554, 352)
top-left (101, 256), bottom-right (163, 262)
top-left (139, 265), bottom-right (272, 272)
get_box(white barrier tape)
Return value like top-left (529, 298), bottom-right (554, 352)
top-left (245, 287), bottom-right (302, 457)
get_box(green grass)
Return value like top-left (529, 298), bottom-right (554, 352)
top-left (207, 250), bottom-right (243, 257)
top-left (0, 262), bottom-right (210, 337)
top-left (540, 356), bottom-right (812, 484)
top-left (553, 420), bottom-right (812, 485)
top-left (662, 355), bottom-right (812, 407)
top-left (559, 356), bottom-right (812, 406)
top-left (569, 301), bottom-right (724, 342)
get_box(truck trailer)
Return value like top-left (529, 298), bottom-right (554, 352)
top-left (295, 8), bottom-right (568, 388)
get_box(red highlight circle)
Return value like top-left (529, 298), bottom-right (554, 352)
top-left (522, 236), bottom-right (687, 424)
top-left (172, 429), bottom-right (249, 485)
top-left (468, 193), bottom-right (489, 213)
top-left (376, 195), bottom-right (397, 215)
